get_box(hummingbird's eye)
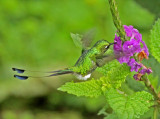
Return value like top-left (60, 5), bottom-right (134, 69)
top-left (105, 45), bottom-right (109, 49)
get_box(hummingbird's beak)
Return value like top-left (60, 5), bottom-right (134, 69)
top-left (105, 42), bottom-right (116, 49)
top-left (109, 42), bottom-right (116, 45)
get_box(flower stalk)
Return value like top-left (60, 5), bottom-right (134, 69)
top-left (108, 0), bottom-right (127, 42)
top-left (142, 75), bottom-right (159, 102)
top-left (153, 105), bottom-right (158, 119)
top-left (108, 0), bottom-right (160, 117)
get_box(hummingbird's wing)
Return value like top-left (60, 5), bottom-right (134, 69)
top-left (96, 55), bottom-right (115, 67)
top-left (81, 28), bottom-right (96, 53)
top-left (71, 28), bottom-right (96, 54)
top-left (70, 33), bottom-right (83, 48)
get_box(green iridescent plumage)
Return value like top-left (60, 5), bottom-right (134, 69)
top-left (13, 40), bottom-right (114, 80)
top-left (71, 40), bottom-right (110, 75)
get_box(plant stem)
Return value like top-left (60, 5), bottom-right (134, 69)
top-left (153, 106), bottom-right (158, 119)
top-left (142, 75), bottom-right (159, 101)
top-left (108, 0), bottom-right (127, 42)
top-left (142, 76), bottom-right (159, 119)
top-left (108, 0), bottom-right (159, 117)
top-left (108, 0), bottom-right (159, 102)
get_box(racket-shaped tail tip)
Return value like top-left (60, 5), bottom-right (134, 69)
top-left (12, 68), bottom-right (25, 73)
top-left (14, 75), bottom-right (28, 80)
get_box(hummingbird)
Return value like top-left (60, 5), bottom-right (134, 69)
top-left (12, 40), bottom-right (115, 80)
top-left (13, 29), bottom-right (115, 80)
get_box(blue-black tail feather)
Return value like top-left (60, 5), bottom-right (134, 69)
top-left (14, 75), bottom-right (28, 80)
top-left (12, 68), bottom-right (25, 73)
top-left (13, 69), bottom-right (73, 80)
top-left (12, 67), bottom-right (63, 74)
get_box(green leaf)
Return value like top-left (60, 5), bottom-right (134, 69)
top-left (96, 60), bottom-right (120, 76)
top-left (106, 89), bottom-right (154, 119)
top-left (148, 74), bottom-right (158, 91)
top-left (58, 63), bottom-right (130, 97)
top-left (104, 112), bottom-right (118, 119)
top-left (100, 63), bottom-right (130, 90)
top-left (58, 79), bottom-right (103, 98)
top-left (98, 104), bottom-right (119, 119)
top-left (98, 104), bottom-right (109, 116)
top-left (150, 19), bottom-right (160, 63)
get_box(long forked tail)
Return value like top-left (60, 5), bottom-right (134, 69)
top-left (12, 68), bottom-right (73, 80)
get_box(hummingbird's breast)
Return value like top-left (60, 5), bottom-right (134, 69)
top-left (72, 49), bottom-right (97, 76)
top-left (74, 73), bottom-right (91, 80)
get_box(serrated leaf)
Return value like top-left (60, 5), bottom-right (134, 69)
top-left (100, 63), bottom-right (130, 90)
top-left (96, 60), bottom-right (120, 76)
top-left (150, 19), bottom-right (160, 63)
top-left (58, 62), bottom-right (130, 97)
top-left (58, 79), bottom-right (103, 97)
top-left (106, 89), bottom-right (154, 119)
top-left (106, 63), bottom-right (130, 82)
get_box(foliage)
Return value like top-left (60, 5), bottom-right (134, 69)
top-left (58, 80), bottom-right (103, 98)
top-left (58, 1), bottom-right (160, 119)
top-left (59, 63), bottom-right (130, 97)
top-left (106, 89), bottom-right (153, 119)
top-left (0, 0), bottom-right (160, 119)
top-left (96, 60), bottom-right (120, 76)
top-left (150, 19), bottom-right (160, 63)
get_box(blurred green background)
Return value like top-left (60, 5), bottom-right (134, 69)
top-left (0, 0), bottom-right (159, 118)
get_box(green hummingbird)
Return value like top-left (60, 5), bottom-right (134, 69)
top-left (13, 30), bottom-right (115, 80)
top-left (12, 40), bottom-right (114, 80)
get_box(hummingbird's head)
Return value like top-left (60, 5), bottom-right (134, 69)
top-left (93, 40), bottom-right (114, 54)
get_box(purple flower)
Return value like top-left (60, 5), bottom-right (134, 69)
top-left (123, 25), bottom-right (142, 42)
top-left (113, 25), bottom-right (144, 62)
top-left (133, 74), bottom-right (140, 80)
top-left (133, 68), bottom-right (152, 81)
top-left (141, 41), bottom-right (149, 56)
top-left (127, 58), bottom-right (142, 72)
top-left (134, 32), bottom-right (142, 43)
top-left (133, 74), bottom-right (139, 80)
top-left (113, 34), bottom-right (122, 52)
top-left (113, 34), bottom-right (131, 64)
top-left (113, 25), bottom-right (149, 72)
top-left (123, 39), bottom-right (141, 56)
top-left (139, 68), bottom-right (152, 75)
top-left (133, 73), bottom-right (143, 81)
top-left (117, 55), bottom-right (130, 64)
top-left (124, 25), bottom-right (134, 37)
top-left (113, 25), bottom-right (151, 81)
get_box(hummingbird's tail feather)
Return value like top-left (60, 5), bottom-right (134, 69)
top-left (12, 68), bottom-right (25, 73)
top-left (14, 75), bottom-right (29, 80)
top-left (13, 68), bottom-right (73, 80)
top-left (14, 74), bottom-right (48, 80)
top-left (47, 70), bottom-right (73, 77)
top-left (12, 67), bottom-right (62, 74)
